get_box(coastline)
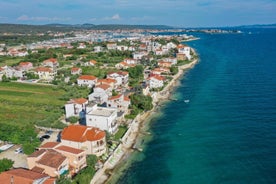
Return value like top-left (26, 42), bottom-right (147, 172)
top-left (91, 51), bottom-right (199, 184)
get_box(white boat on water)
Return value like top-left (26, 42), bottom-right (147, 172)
top-left (184, 99), bottom-right (190, 103)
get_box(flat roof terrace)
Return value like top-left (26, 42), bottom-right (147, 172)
top-left (87, 108), bottom-right (116, 117)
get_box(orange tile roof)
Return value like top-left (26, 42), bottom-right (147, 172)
top-left (98, 78), bottom-right (116, 84)
top-left (55, 145), bottom-right (84, 154)
top-left (78, 75), bottom-right (97, 80)
top-left (124, 96), bottom-right (130, 101)
top-left (150, 75), bottom-right (165, 81)
top-left (43, 177), bottom-right (56, 184)
top-left (61, 125), bottom-right (105, 142)
top-left (40, 142), bottom-right (60, 149)
top-left (31, 166), bottom-right (45, 173)
top-left (109, 94), bottom-right (123, 100)
top-left (37, 150), bottom-right (66, 169)
top-left (73, 98), bottom-right (88, 104)
top-left (108, 71), bottom-right (129, 76)
top-left (29, 149), bottom-right (46, 157)
top-left (90, 60), bottom-right (97, 64)
top-left (0, 168), bottom-right (48, 184)
top-left (35, 67), bottom-right (52, 72)
top-left (71, 67), bottom-right (81, 72)
top-left (19, 61), bottom-right (32, 66)
top-left (95, 84), bottom-right (111, 90)
top-left (44, 58), bottom-right (57, 63)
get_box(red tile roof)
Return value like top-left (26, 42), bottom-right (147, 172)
top-left (31, 166), bottom-right (45, 174)
top-left (71, 67), bottom-right (81, 72)
top-left (29, 149), bottom-right (46, 157)
top-left (97, 78), bottom-right (116, 84)
top-left (73, 98), bottom-right (88, 105)
top-left (108, 71), bottom-right (129, 76)
top-left (61, 125), bottom-right (105, 142)
top-left (124, 96), bottom-right (130, 101)
top-left (40, 142), bottom-right (60, 149)
top-left (78, 75), bottom-right (97, 80)
top-left (108, 94), bottom-right (123, 100)
top-left (55, 145), bottom-right (84, 155)
top-left (95, 84), bottom-right (111, 90)
top-left (37, 150), bottom-right (67, 169)
top-left (150, 75), bottom-right (165, 81)
top-left (90, 60), bottom-right (97, 64)
top-left (43, 58), bottom-right (57, 63)
top-left (0, 168), bottom-right (48, 184)
top-left (35, 67), bottom-right (52, 72)
top-left (19, 61), bottom-right (32, 66)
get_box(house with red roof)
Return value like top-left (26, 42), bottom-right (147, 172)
top-left (107, 94), bottom-right (130, 111)
top-left (177, 44), bottom-right (191, 60)
top-left (107, 71), bottom-right (129, 87)
top-left (148, 75), bottom-right (165, 89)
top-left (43, 58), bottom-right (59, 68)
top-left (37, 142), bottom-right (87, 176)
top-left (88, 84), bottom-right (112, 104)
top-left (27, 149), bottom-right (69, 177)
top-left (77, 75), bottom-right (97, 88)
top-left (35, 67), bottom-right (56, 81)
top-left (106, 42), bottom-right (117, 50)
top-left (97, 78), bottom-right (116, 89)
top-left (61, 125), bottom-right (107, 156)
top-left (71, 67), bottom-right (82, 75)
top-left (65, 98), bottom-right (88, 118)
top-left (0, 168), bottom-right (54, 184)
top-left (18, 61), bottom-right (33, 71)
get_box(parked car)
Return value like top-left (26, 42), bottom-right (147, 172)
top-left (45, 130), bottom-right (53, 135)
top-left (15, 147), bottom-right (23, 154)
top-left (41, 134), bottom-right (50, 139)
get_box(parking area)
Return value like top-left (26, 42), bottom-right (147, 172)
top-left (0, 145), bottom-right (28, 168)
top-left (0, 131), bottom-right (60, 169)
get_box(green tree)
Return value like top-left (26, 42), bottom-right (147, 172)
top-left (0, 158), bottom-right (14, 173)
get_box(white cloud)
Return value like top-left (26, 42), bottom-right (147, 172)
top-left (111, 14), bottom-right (121, 20)
top-left (17, 15), bottom-right (71, 22)
top-left (103, 14), bottom-right (121, 21)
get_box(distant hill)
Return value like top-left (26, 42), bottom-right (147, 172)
top-left (236, 23), bottom-right (276, 28)
top-left (0, 23), bottom-right (173, 34)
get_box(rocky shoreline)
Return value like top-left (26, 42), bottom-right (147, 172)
top-left (91, 53), bottom-right (199, 184)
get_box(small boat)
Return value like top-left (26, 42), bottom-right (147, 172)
top-left (184, 99), bottom-right (190, 103)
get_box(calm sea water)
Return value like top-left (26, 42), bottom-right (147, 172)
top-left (115, 29), bottom-right (276, 184)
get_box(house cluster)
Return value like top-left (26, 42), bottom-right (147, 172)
top-left (0, 124), bottom-right (107, 183)
top-left (0, 57), bottom-right (59, 81)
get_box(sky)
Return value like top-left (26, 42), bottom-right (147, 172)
top-left (0, 0), bottom-right (275, 27)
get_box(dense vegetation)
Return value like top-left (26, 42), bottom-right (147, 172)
top-left (0, 158), bottom-right (14, 173)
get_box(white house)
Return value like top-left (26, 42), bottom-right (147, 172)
top-left (35, 67), bottom-right (56, 81)
top-left (133, 52), bottom-right (147, 60)
top-left (88, 84), bottom-right (112, 104)
top-left (77, 75), bottom-right (97, 88)
top-left (94, 46), bottom-right (103, 52)
top-left (107, 71), bottom-right (129, 87)
top-left (107, 42), bottom-right (117, 50)
top-left (107, 94), bottom-right (130, 112)
top-left (177, 44), bottom-right (191, 60)
top-left (65, 98), bottom-right (88, 118)
top-left (18, 62), bottom-right (33, 71)
top-left (164, 57), bottom-right (177, 65)
top-left (43, 58), bottom-right (59, 68)
top-left (71, 67), bottom-right (82, 75)
top-left (116, 45), bottom-right (128, 51)
top-left (61, 125), bottom-right (107, 156)
top-left (97, 78), bottom-right (116, 89)
top-left (148, 75), bottom-right (165, 89)
top-left (85, 104), bottom-right (118, 134)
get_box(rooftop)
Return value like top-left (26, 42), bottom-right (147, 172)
top-left (87, 107), bottom-right (116, 117)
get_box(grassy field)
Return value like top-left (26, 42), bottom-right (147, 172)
top-left (0, 82), bottom-right (67, 128)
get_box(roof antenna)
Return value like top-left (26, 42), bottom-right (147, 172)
top-left (11, 176), bottom-right (14, 184)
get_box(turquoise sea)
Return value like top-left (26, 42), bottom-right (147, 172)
top-left (114, 28), bottom-right (276, 184)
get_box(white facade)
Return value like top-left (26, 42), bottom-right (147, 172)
top-left (148, 76), bottom-right (164, 89)
top-left (178, 46), bottom-right (191, 60)
top-left (88, 86), bottom-right (111, 104)
top-left (86, 104), bottom-right (118, 134)
top-left (65, 99), bottom-right (88, 118)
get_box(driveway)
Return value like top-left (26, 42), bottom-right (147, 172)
top-left (0, 145), bottom-right (28, 168)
